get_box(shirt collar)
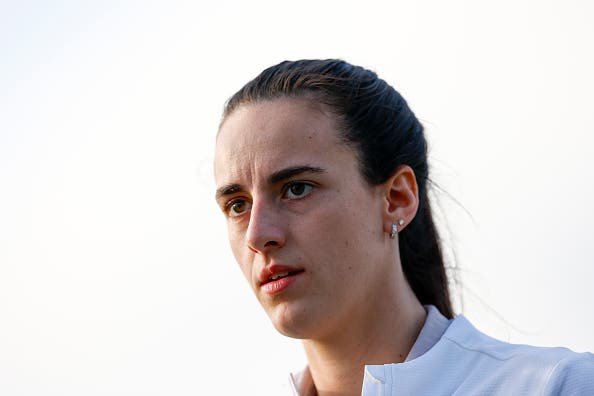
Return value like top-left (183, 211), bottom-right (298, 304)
top-left (405, 304), bottom-right (452, 361)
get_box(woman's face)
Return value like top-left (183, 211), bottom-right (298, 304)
top-left (214, 98), bottom-right (392, 339)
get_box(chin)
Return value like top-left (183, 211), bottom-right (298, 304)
top-left (266, 302), bottom-right (318, 339)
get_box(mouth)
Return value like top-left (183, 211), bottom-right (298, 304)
top-left (264, 270), bottom-right (304, 283)
top-left (260, 269), bottom-right (304, 295)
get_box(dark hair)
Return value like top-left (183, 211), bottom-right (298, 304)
top-left (222, 59), bottom-right (454, 319)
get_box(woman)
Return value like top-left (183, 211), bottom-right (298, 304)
top-left (213, 59), bottom-right (594, 395)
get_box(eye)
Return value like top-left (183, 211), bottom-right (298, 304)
top-left (283, 182), bottom-right (314, 200)
top-left (226, 199), bottom-right (252, 217)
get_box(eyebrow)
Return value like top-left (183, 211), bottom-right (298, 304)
top-left (215, 183), bottom-right (243, 200)
top-left (268, 165), bottom-right (325, 184)
top-left (215, 165), bottom-right (326, 200)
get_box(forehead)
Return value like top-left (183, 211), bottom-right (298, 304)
top-left (214, 98), bottom-right (349, 184)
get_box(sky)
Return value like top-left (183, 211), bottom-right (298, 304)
top-left (1, 1), bottom-right (593, 394)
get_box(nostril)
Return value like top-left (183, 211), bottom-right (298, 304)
top-left (264, 240), bottom-right (280, 247)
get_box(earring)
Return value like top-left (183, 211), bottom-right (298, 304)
top-left (390, 219), bottom-right (405, 239)
top-left (390, 223), bottom-right (397, 239)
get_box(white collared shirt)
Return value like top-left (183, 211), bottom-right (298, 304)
top-left (289, 306), bottom-right (594, 395)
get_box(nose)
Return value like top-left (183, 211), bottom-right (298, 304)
top-left (245, 200), bottom-right (286, 253)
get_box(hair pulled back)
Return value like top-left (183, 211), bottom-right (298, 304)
top-left (222, 59), bottom-right (453, 319)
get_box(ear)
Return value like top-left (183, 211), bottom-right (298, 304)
top-left (382, 165), bottom-right (419, 236)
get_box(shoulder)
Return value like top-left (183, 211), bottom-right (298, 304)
top-left (443, 315), bottom-right (594, 394)
top-left (541, 351), bottom-right (594, 394)
top-left (444, 315), bottom-right (576, 362)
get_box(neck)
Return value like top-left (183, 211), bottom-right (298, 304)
top-left (302, 273), bottom-right (426, 396)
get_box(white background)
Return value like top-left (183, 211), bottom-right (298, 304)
top-left (1, 1), bottom-right (593, 394)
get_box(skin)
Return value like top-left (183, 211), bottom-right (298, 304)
top-left (214, 97), bottom-right (426, 396)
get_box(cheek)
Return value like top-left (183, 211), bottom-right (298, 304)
top-left (310, 193), bottom-right (382, 265)
top-left (227, 225), bottom-right (252, 279)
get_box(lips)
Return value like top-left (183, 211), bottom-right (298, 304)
top-left (259, 264), bottom-right (304, 295)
